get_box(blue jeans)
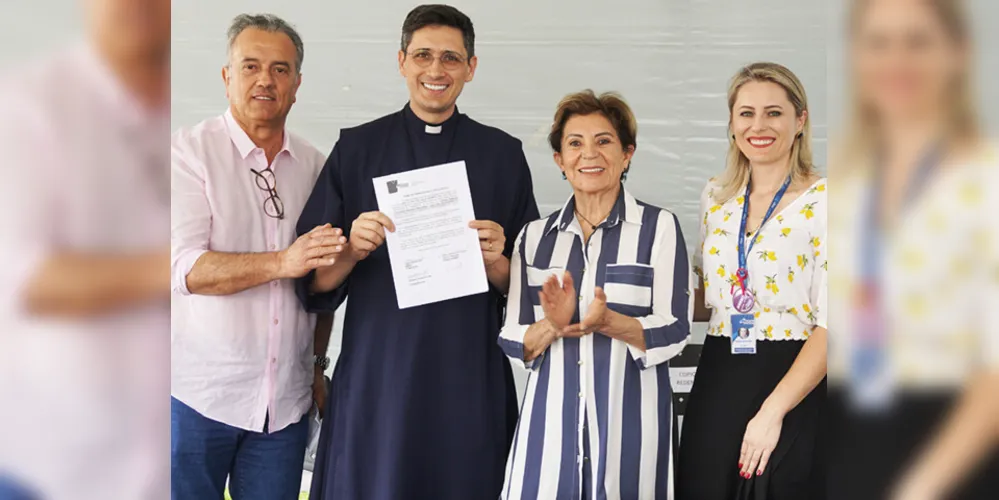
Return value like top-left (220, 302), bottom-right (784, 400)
top-left (0, 476), bottom-right (37, 500)
top-left (171, 398), bottom-right (308, 500)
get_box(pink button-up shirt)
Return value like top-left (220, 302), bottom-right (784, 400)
top-left (171, 109), bottom-right (326, 433)
top-left (0, 42), bottom-right (169, 499)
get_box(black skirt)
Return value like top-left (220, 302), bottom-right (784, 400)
top-left (826, 386), bottom-right (999, 500)
top-left (676, 335), bottom-right (826, 500)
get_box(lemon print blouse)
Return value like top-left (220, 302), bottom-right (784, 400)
top-left (694, 177), bottom-right (828, 341)
top-left (826, 146), bottom-right (999, 387)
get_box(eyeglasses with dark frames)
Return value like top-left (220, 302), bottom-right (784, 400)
top-left (250, 166), bottom-right (284, 220)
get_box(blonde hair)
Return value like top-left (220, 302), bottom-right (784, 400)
top-left (714, 62), bottom-right (816, 203)
top-left (839, 0), bottom-right (980, 164)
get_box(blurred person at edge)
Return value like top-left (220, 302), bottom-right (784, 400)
top-left (0, 0), bottom-right (171, 499)
top-left (170, 13), bottom-right (344, 500)
top-left (826, 0), bottom-right (999, 499)
top-left (677, 63), bottom-right (828, 500)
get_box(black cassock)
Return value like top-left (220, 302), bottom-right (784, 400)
top-left (296, 103), bottom-right (540, 500)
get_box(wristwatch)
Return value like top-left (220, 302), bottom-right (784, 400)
top-left (314, 355), bottom-right (331, 371)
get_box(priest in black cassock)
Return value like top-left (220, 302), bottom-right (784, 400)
top-left (295, 5), bottom-right (540, 500)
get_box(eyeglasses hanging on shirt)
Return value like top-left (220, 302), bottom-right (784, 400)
top-left (250, 166), bottom-right (285, 220)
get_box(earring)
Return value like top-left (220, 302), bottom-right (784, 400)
top-left (731, 134), bottom-right (736, 141)
top-left (622, 166), bottom-right (630, 182)
top-left (561, 171), bottom-right (567, 180)
top-left (797, 132), bottom-right (803, 138)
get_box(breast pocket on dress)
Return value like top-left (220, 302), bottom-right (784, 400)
top-left (525, 265), bottom-right (565, 320)
top-left (603, 263), bottom-right (654, 317)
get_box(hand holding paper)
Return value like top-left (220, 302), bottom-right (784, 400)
top-left (469, 219), bottom-right (506, 267)
top-left (346, 211), bottom-right (396, 262)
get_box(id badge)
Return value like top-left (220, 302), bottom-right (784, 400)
top-left (730, 314), bottom-right (756, 355)
top-left (849, 344), bottom-right (895, 411)
top-left (849, 300), bottom-right (895, 411)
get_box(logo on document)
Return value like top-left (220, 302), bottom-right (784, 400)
top-left (387, 180), bottom-right (399, 194)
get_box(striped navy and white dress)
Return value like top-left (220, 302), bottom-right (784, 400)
top-left (498, 188), bottom-right (693, 500)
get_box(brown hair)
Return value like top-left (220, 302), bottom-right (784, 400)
top-left (548, 90), bottom-right (638, 160)
top-left (401, 4), bottom-right (475, 58)
top-left (714, 62), bottom-right (816, 203)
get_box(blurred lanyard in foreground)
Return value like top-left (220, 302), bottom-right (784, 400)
top-left (851, 143), bottom-right (942, 411)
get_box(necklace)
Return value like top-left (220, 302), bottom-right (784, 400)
top-left (574, 207), bottom-right (611, 229)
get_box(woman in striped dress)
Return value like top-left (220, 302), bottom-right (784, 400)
top-left (498, 89), bottom-right (693, 499)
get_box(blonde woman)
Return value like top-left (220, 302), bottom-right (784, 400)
top-left (677, 63), bottom-right (827, 500)
top-left (498, 90), bottom-right (692, 499)
top-left (828, 0), bottom-right (999, 498)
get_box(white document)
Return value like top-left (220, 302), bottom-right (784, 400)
top-left (372, 161), bottom-right (488, 309)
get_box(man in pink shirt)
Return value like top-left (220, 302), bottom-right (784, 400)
top-left (0, 0), bottom-right (171, 498)
top-left (171, 14), bottom-right (345, 500)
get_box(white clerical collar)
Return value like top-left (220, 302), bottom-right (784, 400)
top-left (425, 124), bottom-right (442, 134)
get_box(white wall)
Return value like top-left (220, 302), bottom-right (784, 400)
top-left (171, 0), bottom-right (829, 392)
top-left (172, 0), bottom-right (826, 363)
top-left (0, 0), bottom-right (81, 67)
top-left (0, 0), bottom-right (992, 374)
top-left (169, 0), bottom-right (996, 395)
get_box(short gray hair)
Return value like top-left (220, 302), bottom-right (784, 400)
top-left (227, 14), bottom-right (304, 73)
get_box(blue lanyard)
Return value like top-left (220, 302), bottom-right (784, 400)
top-left (737, 175), bottom-right (792, 275)
top-left (859, 144), bottom-right (942, 281)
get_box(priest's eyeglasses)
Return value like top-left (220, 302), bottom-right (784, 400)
top-left (406, 49), bottom-right (467, 70)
